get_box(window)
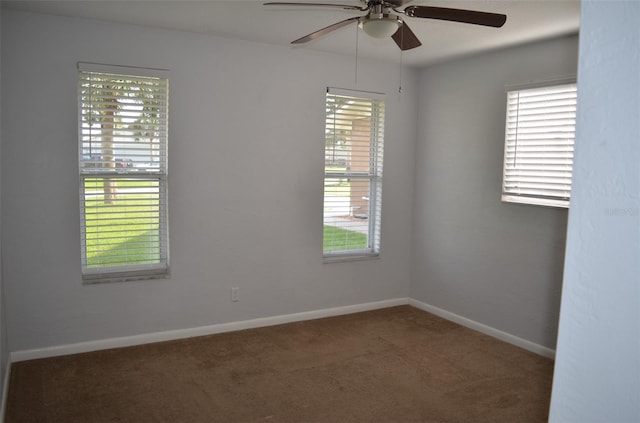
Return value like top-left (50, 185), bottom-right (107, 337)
top-left (502, 80), bottom-right (577, 208)
top-left (323, 88), bottom-right (384, 261)
top-left (78, 63), bottom-right (169, 282)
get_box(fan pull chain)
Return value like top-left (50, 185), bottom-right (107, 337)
top-left (398, 22), bottom-right (403, 93)
top-left (354, 21), bottom-right (359, 86)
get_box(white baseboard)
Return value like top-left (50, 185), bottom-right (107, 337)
top-left (10, 298), bottom-right (410, 363)
top-left (0, 357), bottom-right (12, 423)
top-left (9, 297), bottom-right (554, 363)
top-left (409, 298), bottom-right (555, 359)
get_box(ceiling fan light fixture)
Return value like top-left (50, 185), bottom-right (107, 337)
top-left (361, 16), bottom-right (400, 39)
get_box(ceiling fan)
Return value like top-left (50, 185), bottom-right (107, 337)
top-left (264, 0), bottom-right (507, 51)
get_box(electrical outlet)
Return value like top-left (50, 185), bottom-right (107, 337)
top-left (231, 287), bottom-right (239, 302)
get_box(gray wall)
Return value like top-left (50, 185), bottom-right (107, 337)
top-left (1, 10), bottom-right (418, 352)
top-left (411, 35), bottom-right (578, 349)
top-left (550, 1), bottom-right (640, 421)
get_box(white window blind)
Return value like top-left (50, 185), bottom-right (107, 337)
top-left (323, 88), bottom-right (384, 261)
top-left (78, 63), bottom-right (169, 282)
top-left (502, 81), bottom-right (577, 208)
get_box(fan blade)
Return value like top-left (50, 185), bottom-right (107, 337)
top-left (403, 6), bottom-right (506, 28)
top-left (264, 2), bottom-right (365, 11)
top-left (292, 16), bottom-right (361, 44)
top-left (391, 21), bottom-right (422, 50)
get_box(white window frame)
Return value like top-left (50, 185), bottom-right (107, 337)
top-left (502, 78), bottom-right (577, 208)
top-left (323, 88), bottom-right (385, 262)
top-left (78, 63), bottom-right (169, 283)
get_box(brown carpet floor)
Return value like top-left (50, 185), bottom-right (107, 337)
top-left (5, 306), bottom-right (554, 422)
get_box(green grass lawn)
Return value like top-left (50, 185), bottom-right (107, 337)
top-left (323, 225), bottom-right (367, 252)
top-left (84, 179), bottom-right (161, 268)
top-left (87, 229), bottom-right (160, 267)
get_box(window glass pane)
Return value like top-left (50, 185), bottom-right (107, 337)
top-left (83, 178), bottom-right (162, 268)
top-left (324, 177), bottom-right (370, 252)
top-left (79, 72), bottom-right (167, 174)
top-left (502, 82), bottom-right (576, 208)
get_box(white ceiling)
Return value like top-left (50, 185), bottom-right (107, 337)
top-left (3, 0), bottom-right (580, 67)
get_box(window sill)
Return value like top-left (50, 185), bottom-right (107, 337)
top-left (82, 269), bottom-right (170, 284)
top-left (502, 194), bottom-right (569, 209)
top-left (323, 253), bottom-right (380, 264)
